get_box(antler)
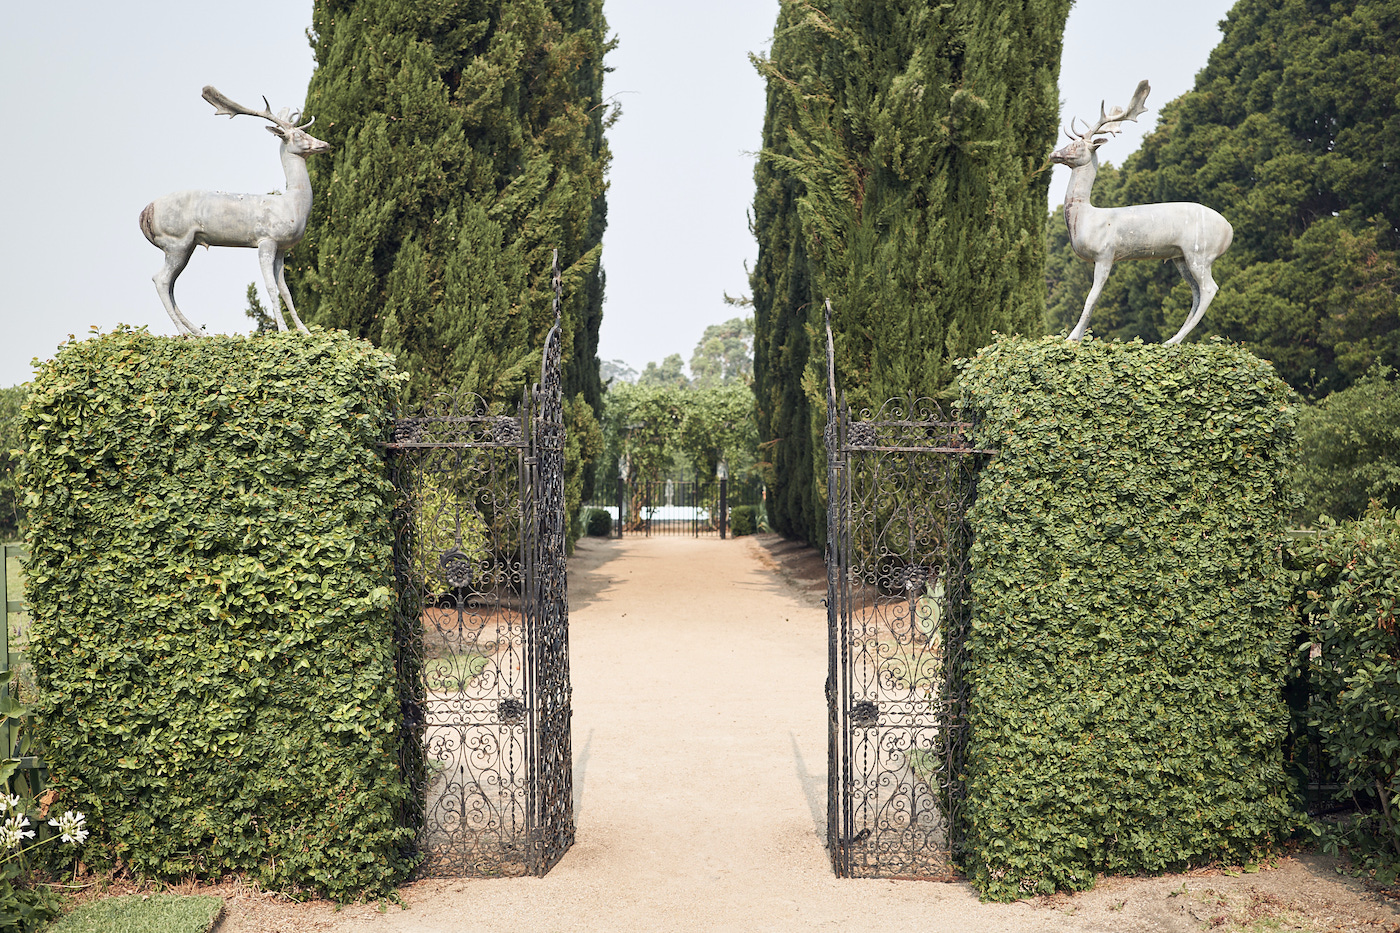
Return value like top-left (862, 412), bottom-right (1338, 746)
top-left (201, 86), bottom-right (289, 128)
top-left (1085, 79), bottom-right (1151, 138)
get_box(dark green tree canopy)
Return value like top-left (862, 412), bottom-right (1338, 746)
top-left (1046, 0), bottom-right (1400, 396)
top-left (750, 0), bottom-right (1070, 542)
top-left (289, 0), bottom-right (612, 412)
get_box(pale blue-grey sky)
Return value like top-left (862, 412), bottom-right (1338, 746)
top-left (0, 1), bottom-right (1234, 388)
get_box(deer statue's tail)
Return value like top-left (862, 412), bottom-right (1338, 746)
top-left (138, 202), bottom-right (157, 245)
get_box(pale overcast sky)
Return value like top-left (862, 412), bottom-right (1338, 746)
top-left (0, 0), bottom-right (1234, 388)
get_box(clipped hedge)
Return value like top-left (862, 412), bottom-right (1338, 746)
top-left (585, 507), bottom-right (612, 537)
top-left (959, 336), bottom-right (1300, 899)
top-left (729, 504), bottom-right (757, 537)
top-left (1295, 507), bottom-right (1400, 878)
top-left (19, 328), bottom-right (412, 897)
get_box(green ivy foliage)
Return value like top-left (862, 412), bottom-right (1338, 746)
top-left (959, 336), bottom-right (1301, 900)
top-left (18, 329), bottom-right (412, 898)
top-left (1295, 507), bottom-right (1400, 880)
top-left (1293, 367), bottom-right (1400, 526)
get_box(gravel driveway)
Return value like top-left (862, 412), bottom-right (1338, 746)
top-left (209, 535), bottom-right (1400, 933)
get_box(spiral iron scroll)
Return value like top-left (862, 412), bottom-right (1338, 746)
top-left (388, 273), bottom-right (572, 877)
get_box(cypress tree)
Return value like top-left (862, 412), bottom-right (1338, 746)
top-left (288, 0), bottom-right (610, 421)
top-left (750, 0), bottom-right (1070, 543)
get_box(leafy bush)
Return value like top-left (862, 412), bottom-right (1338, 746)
top-left (1295, 507), bottom-right (1400, 880)
top-left (0, 670), bottom-right (85, 932)
top-left (19, 328), bottom-right (412, 898)
top-left (1293, 366), bottom-right (1400, 526)
top-left (729, 505), bottom-right (757, 537)
top-left (959, 336), bottom-right (1301, 900)
top-left (585, 508), bottom-right (612, 537)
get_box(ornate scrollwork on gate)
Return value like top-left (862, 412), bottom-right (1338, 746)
top-left (387, 252), bottom-right (573, 878)
top-left (824, 303), bottom-right (993, 880)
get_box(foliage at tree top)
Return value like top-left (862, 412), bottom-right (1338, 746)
top-left (627, 316), bottom-right (755, 391)
top-left (603, 381), bottom-right (760, 487)
top-left (287, 0), bottom-right (612, 414)
top-left (637, 354), bottom-right (690, 389)
top-left (1045, 0), bottom-right (1399, 397)
top-left (689, 316), bottom-right (755, 388)
top-left (750, 0), bottom-right (1071, 543)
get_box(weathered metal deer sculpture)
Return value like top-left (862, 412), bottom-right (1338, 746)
top-left (139, 87), bottom-right (331, 336)
top-left (1050, 80), bottom-right (1233, 344)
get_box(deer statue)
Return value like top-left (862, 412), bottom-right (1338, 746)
top-left (1050, 80), bottom-right (1233, 344)
top-left (139, 87), bottom-right (331, 336)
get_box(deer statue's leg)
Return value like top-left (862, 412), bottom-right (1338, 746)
top-left (151, 235), bottom-right (205, 337)
top-left (1068, 259), bottom-right (1114, 341)
top-left (1164, 257), bottom-right (1219, 345)
top-left (1163, 258), bottom-right (1201, 346)
top-left (257, 240), bottom-right (290, 332)
top-left (272, 250), bottom-right (311, 335)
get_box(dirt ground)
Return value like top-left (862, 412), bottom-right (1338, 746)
top-left (181, 534), bottom-right (1399, 932)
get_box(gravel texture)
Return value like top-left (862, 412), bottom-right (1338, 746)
top-left (208, 535), bottom-right (1399, 933)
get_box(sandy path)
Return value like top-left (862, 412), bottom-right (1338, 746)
top-left (212, 535), bottom-right (1400, 933)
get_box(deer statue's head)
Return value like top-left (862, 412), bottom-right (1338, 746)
top-left (1050, 79), bottom-right (1150, 170)
top-left (201, 86), bottom-right (331, 159)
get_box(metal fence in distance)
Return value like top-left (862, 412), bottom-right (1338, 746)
top-left (584, 478), bottom-right (763, 539)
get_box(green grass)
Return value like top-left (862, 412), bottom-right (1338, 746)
top-left (43, 894), bottom-right (224, 933)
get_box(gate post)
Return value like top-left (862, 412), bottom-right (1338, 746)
top-left (719, 477), bottom-right (728, 539)
top-left (616, 475), bottom-right (625, 539)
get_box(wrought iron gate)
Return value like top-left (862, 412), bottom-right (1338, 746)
top-left (823, 308), bottom-right (991, 879)
top-left (388, 267), bottom-right (572, 877)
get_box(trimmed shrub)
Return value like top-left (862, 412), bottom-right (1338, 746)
top-left (585, 508), bottom-right (612, 537)
top-left (19, 328), bottom-right (412, 897)
top-left (729, 505), bottom-right (757, 537)
top-left (959, 335), bottom-right (1300, 900)
top-left (1295, 507), bottom-right (1400, 880)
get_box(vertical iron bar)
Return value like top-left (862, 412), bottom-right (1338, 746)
top-left (1, 545), bottom-right (10, 675)
top-left (719, 478), bottom-right (728, 540)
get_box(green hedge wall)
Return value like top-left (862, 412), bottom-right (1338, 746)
top-left (1294, 508), bottom-right (1400, 878)
top-left (959, 336), bottom-right (1301, 900)
top-left (19, 329), bottom-right (412, 897)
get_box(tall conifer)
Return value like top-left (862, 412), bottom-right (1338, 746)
top-left (751, 0), bottom-right (1070, 542)
top-left (289, 0), bottom-right (610, 418)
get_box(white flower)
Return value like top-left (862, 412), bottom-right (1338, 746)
top-left (0, 794), bottom-right (19, 815)
top-left (48, 811), bottom-right (88, 845)
top-left (1, 815), bottom-right (34, 849)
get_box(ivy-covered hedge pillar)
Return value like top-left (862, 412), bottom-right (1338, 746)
top-left (20, 329), bottom-right (412, 897)
top-left (959, 336), bottom-right (1300, 899)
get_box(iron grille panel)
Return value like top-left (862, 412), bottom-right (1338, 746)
top-left (824, 311), bottom-right (990, 880)
top-left (388, 266), bottom-right (572, 877)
